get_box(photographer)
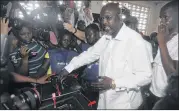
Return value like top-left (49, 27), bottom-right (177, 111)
top-left (9, 21), bottom-right (49, 79)
top-left (0, 18), bottom-right (49, 94)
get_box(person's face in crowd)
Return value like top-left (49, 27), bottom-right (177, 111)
top-left (100, 5), bottom-right (122, 37)
top-left (63, 8), bottom-right (74, 24)
top-left (160, 7), bottom-right (178, 33)
top-left (61, 34), bottom-right (71, 49)
top-left (85, 29), bottom-right (99, 45)
top-left (19, 27), bottom-right (32, 44)
top-left (84, 1), bottom-right (91, 8)
top-left (77, 20), bottom-right (86, 31)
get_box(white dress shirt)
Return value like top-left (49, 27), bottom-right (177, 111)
top-left (144, 41), bottom-right (154, 64)
top-left (65, 23), bottom-right (152, 109)
top-left (150, 34), bottom-right (178, 97)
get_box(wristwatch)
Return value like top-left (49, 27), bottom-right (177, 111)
top-left (111, 80), bottom-right (116, 90)
top-left (73, 28), bottom-right (77, 34)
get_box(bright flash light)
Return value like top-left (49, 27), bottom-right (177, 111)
top-left (102, 1), bottom-right (106, 6)
top-left (37, 14), bottom-right (40, 19)
top-left (27, 3), bottom-right (33, 7)
top-left (59, 1), bottom-right (63, 5)
top-left (77, 1), bottom-right (82, 5)
top-left (20, 2), bottom-right (25, 6)
top-left (35, 4), bottom-right (39, 8)
top-left (27, 12), bottom-right (30, 15)
top-left (43, 13), bottom-right (48, 16)
top-left (26, 7), bottom-right (33, 10)
top-left (58, 14), bottom-right (62, 21)
top-left (19, 14), bottom-right (24, 18)
top-left (122, 15), bottom-right (126, 19)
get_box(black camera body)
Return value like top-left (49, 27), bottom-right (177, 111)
top-left (1, 75), bottom-right (93, 110)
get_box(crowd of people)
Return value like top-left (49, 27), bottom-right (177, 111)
top-left (0, 0), bottom-right (178, 110)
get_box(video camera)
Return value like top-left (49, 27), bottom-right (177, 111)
top-left (1, 75), bottom-right (94, 110)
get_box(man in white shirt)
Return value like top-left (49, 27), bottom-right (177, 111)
top-left (148, 0), bottom-right (178, 109)
top-left (59, 3), bottom-right (152, 109)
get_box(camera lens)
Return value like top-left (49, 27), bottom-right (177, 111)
top-left (13, 88), bottom-right (41, 110)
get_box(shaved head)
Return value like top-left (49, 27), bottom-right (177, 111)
top-left (100, 3), bottom-right (121, 16)
top-left (100, 3), bottom-right (123, 37)
top-left (160, 0), bottom-right (178, 34)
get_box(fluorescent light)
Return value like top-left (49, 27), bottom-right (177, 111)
top-left (108, 1), bottom-right (112, 3)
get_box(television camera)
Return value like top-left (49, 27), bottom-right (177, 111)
top-left (0, 1), bottom-right (95, 110)
top-left (1, 74), bottom-right (94, 110)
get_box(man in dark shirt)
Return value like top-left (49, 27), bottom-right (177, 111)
top-left (9, 22), bottom-right (49, 78)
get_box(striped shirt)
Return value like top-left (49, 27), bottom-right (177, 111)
top-left (9, 41), bottom-right (46, 78)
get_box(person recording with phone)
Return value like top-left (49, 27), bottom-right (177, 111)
top-left (0, 18), bottom-right (50, 96)
top-left (9, 21), bottom-right (49, 79)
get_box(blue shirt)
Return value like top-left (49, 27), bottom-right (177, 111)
top-left (48, 48), bottom-right (79, 74)
top-left (80, 43), bottom-right (99, 82)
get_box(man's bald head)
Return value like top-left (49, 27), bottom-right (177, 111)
top-left (100, 3), bottom-right (123, 37)
top-left (100, 3), bottom-right (121, 16)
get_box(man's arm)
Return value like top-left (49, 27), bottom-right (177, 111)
top-left (11, 72), bottom-right (49, 84)
top-left (158, 38), bottom-right (178, 76)
top-left (157, 19), bottom-right (178, 76)
top-left (63, 23), bottom-right (86, 41)
top-left (114, 40), bottom-right (152, 89)
top-left (64, 36), bottom-right (107, 73)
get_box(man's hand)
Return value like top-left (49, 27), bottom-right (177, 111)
top-left (63, 23), bottom-right (75, 33)
top-left (157, 18), bottom-right (169, 44)
top-left (90, 76), bottom-right (113, 91)
top-left (1, 18), bottom-right (10, 35)
top-left (36, 75), bottom-right (50, 84)
top-left (57, 69), bottom-right (70, 80)
top-left (20, 46), bottom-right (29, 58)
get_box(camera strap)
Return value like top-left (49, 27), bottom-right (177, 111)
top-left (52, 93), bottom-right (56, 108)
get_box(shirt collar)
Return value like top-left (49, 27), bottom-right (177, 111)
top-left (114, 23), bottom-right (128, 41)
top-left (104, 23), bottom-right (128, 41)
